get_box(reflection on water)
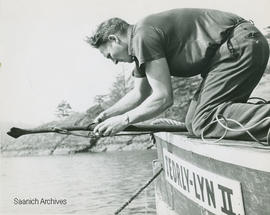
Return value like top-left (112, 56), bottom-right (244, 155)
top-left (0, 150), bottom-right (157, 214)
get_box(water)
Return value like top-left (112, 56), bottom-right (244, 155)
top-left (0, 150), bottom-right (157, 214)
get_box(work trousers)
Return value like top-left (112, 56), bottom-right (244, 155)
top-left (185, 22), bottom-right (270, 141)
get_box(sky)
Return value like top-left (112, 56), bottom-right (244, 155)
top-left (0, 0), bottom-right (269, 126)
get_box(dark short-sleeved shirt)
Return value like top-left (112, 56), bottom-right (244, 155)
top-left (127, 8), bottom-right (245, 78)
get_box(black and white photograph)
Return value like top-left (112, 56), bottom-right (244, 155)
top-left (1, 0), bottom-right (270, 214)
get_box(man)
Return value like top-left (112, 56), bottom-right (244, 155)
top-left (87, 8), bottom-right (270, 142)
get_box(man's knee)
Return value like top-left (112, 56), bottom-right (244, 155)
top-left (185, 114), bottom-right (208, 137)
top-left (185, 117), bottom-right (193, 135)
top-left (191, 120), bottom-right (204, 137)
top-left (185, 100), bottom-right (197, 136)
top-left (185, 114), bottom-right (201, 136)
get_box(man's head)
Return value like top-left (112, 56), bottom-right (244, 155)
top-left (87, 18), bottom-right (133, 64)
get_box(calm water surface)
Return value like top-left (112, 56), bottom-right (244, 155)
top-left (0, 150), bottom-right (157, 214)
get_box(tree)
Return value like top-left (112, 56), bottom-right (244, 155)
top-left (94, 70), bottom-right (133, 108)
top-left (107, 73), bottom-right (129, 105)
top-left (94, 95), bottom-right (107, 106)
top-left (55, 100), bottom-right (72, 119)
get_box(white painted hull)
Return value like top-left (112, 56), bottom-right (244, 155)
top-left (153, 132), bottom-right (270, 215)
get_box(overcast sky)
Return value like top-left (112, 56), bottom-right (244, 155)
top-left (0, 0), bottom-right (269, 125)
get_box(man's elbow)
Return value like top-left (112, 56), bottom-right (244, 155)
top-left (165, 97), bottom-right (174, 109)
top-left (160, 94), bottom-right (174, 109)
top-left (135, 91), bottom-right (150, 105)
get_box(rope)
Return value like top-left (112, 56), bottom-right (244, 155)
top-left (53, 127), bottom-right (153, 138)
top-left (147, 133), bottom-right (156, 149)
top-left (201, 117), bottom-right (270, 149)
top-left (201, 101), bottom-right (270, 147)
top-left (201, 115), bottom-right (229, 143)
top-left (247, 97), bottom-right (267, 104)
top-left (52, 127), bottom-right (96, 138)
top-left (114, 168), bottom-right (163, 215)
top-left (146, 118), bottom-right (185, 149)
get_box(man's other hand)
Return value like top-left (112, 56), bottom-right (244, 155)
top-left (93, 112), bottom-right (108, 123)
top-left (93, 115), bottom-right (129, 136)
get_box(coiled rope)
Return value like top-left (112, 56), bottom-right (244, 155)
top-left (201, 98), bottom-right (270, 148)
top-left (114, 168), bottom-right (163, 215)
top-left (146, 118), bottom-right (186, 149)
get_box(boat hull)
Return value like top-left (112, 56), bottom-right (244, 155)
top-left (153, 132), bottom-right (270, 215)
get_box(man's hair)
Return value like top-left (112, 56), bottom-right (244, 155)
top-left (86, 17), bottom-right (130, 48)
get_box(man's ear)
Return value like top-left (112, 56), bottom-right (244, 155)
top-left (108, 34), bottom-right (119, 43)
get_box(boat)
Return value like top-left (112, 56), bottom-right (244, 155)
top-left (152, 132), bottom-right (270, 215)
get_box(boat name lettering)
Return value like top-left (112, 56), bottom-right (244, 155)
top-left (163, 149), bottom-right (245, 215)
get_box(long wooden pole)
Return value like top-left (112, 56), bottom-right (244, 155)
top-left (7, 123), bottom-right (187, 139)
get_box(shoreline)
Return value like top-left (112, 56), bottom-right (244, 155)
top-left (1, 134), bottom-right (156, 157)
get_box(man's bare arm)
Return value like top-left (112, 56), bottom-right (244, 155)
top-left (97, 76), bottom-right (152, 121)
top-left (93, 58), bottom-right (173, 135)
top-left (126, 57), bottom-right (173, 123)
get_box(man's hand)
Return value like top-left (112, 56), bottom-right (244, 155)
top-left (93, 112), bottom-right (108, 123)
top-left (93, 115), bottom-right (129, 136)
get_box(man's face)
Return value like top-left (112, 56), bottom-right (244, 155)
top-left (98, 35), bottom-right (133, 64)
